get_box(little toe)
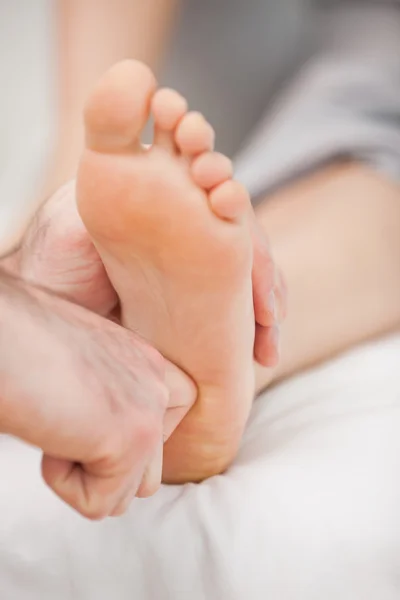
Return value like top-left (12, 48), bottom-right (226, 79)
top-left (175, 112), bottom-right (215, 157)
top-left (191, 152), bottom-right (233, 190)
top-left (152, 88), bottom-right (188, 152)
top-left (209, 180), bottom-right (251, 221)
top-left (84, 60), bottom-right (156, 154)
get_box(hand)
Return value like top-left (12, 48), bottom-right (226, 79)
top-left (7, 181), bottom-right (117, 316)
top-left (0, 273), bottom-right (195, 519)
top-left (250, 214), bottom-right (287, 366)
top-left (6, 180), bottom-right (286, 367)
top-left (6, 182), bottom-right (197, 506)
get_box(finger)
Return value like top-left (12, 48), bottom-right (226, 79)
top-left (274, 268), bottom-right (288, 323)
top-left (106, 478), bottom-right (139, 517)
top-left (253, 324), bottom-right (280, 368)
top-left (250, 217), bottom-right (275, 327)
top-left (163, 406), bottom-right (193, 441)
top-left (109, 492), bottom-right (136, 517)
top-left (135, 437), bottom-right (164, 499)
top-left (109, 444), bottom-right (163, 516)
top-left (110, 468), bottom-right (149, 517)
top-left (42, 455), bottom-right (141, 521)
top-left (163, 362), bottom-right (197, 441)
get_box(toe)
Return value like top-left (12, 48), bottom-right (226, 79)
top-left (84, 60), bottom-right (156, 153)
top-left (191, 152), bottom-right (233, 190)
top-left (152, 88), bottom-right (188, 152)
top-left (175, 112), bottom-right (215, 157)
top-left (208, 180), bottom-right (250, 221)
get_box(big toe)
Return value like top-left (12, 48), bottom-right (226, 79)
top-left (84, 60), bottom-right (156, 153)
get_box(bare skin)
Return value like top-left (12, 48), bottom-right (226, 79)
top-left (0, 272), bottom-right (195, 519)
top-left (77, 61), bottom-right (257, 483)
top-left (15, 162), bottom-right (400, 401)
top-left (255, 163), bottom-right (400, 392)
top-left (7, 176), bottom-right (281, 484)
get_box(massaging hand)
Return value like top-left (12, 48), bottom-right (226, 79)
top-left (0, 274), bottom-right (195, 520)
top-left (3, 182), bottom-right (197, 515)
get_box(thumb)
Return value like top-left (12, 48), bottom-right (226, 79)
top-left (163, 361), bottom-right (197, 440)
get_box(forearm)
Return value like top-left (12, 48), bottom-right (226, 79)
top-left (0, 272), bottom-right (61, 443)
top-left (0, 270), bottom-right (189, 517)
top-left (255, 163), bottom-right (400, 393)
top-left (0, 269), bottom-right (118, 450)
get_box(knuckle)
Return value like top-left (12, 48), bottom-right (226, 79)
top-left (136, 411), bottom-right (163, 451)
top-left (96, 410), bottom-right (163, 467)
top-left (146, 346), bottom-right (165, 374)
top-left (156, 381), bottom-right (170, 411)
top-left (133, 336), bottom-right (165, 375)
top-left (137, 377), bottom-right (169, 413)
top-left (91, 430), bottom-right (123, 464)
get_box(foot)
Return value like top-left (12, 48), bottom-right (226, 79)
top-left (77, 60), bottom-right (256, 482)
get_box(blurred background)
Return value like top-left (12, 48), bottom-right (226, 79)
top-left (0, 0), bottom-right (316, 249)
top-left (1, 0), bottom-right (399, 251)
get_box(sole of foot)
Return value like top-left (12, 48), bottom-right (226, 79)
top-left (77, 60), bottom-right (255, 483)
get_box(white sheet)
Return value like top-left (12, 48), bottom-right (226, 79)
top-left (0, 335), bottom-right (399, 600)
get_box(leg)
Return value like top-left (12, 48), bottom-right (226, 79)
top-left (253, 164), bottom-right (400, 394)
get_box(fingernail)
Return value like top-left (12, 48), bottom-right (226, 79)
top-left (268, 290), bottom-right (277, 321)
